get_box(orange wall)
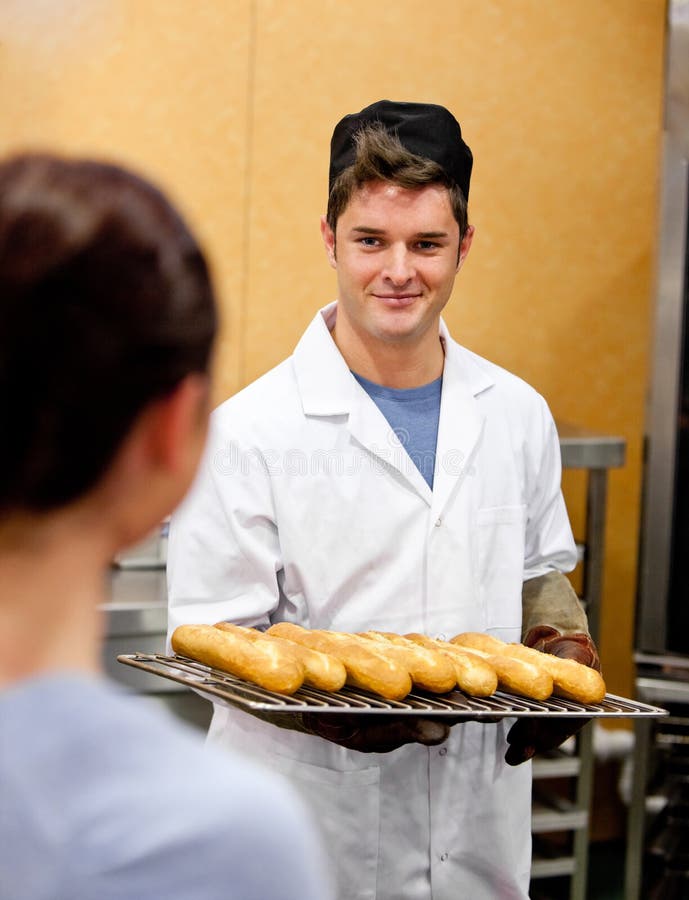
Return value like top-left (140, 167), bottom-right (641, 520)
top-left (0, 0), bottom-right (667, 699)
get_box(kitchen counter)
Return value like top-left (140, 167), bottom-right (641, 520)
top-left (557, 422), bottom-right (626, 470)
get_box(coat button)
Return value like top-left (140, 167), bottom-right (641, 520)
top-left (439, 747), bottom-right (448, 757)
top-left (440, 853), bottom-right (449, 862)
top-left (435, 517), bottom-right (442, 527)
top-left (436, 633), bottom-right (446, 641)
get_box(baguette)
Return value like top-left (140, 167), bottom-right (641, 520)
top-left (358, 631), bottom-right (457, 693)
top-left (267, 623), bottom-right (412, 700)
top-left (451, 631), bottom-right (606, 704)
top-left (214, 622), bottom-right (347, 692)
top-left (404, 633), bottom-right (498, 697)
top-left (454, 645), bottom-right (553, 701)
top-left (449, 632), bottom-right (506, 655)
top-left (171, 624), bottom-right (304, 694)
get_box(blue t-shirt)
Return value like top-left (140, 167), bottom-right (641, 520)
top-left (0, 673), bottom-right (332, 900)
top-left (353, 372), bottom-right (443, 489)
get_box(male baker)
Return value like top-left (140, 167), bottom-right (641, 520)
top-left (168, 100), bottom-right (600, 900)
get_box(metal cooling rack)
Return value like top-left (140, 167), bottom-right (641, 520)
top-left (117, 653), bottom-right (668, 718)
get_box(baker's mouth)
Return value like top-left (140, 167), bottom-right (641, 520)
top-left (372, 293), bottom-right (421, 306)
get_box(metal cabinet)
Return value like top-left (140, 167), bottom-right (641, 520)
top-left (529, 424), bottom-right (625, 900)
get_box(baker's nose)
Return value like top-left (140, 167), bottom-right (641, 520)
top-left (382, 246), bottom-right (414, 285)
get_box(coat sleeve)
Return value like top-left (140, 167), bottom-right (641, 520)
top-left (522, 395), bottom-right (578, 581)
top-left (166, 417), bottom-right (282, 645)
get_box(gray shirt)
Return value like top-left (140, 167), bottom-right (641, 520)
top-left (352, 372), bottom-right (443, 489)
top-left (0, 672), bottom-right (332, 900)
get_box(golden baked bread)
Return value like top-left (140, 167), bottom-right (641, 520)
top-left (403, 633), bottom-right (499, 697)
top-left (456, 646), bottom-right (553, 701)
top-left (267, 622), bottom-right (412, 700)
top-left (214, 622), bottom-right (347, 692)
top-left (358, 631), bottom-right (457, 693)
top-left (171, 623), bottom-right (304, 694)
top-left (451, 631), bottom-right (606, 704)
top-left (173, 621), bottom-right (604, 706)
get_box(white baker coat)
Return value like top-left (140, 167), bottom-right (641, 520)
top-left (167, 303), bottom-right (577, 900)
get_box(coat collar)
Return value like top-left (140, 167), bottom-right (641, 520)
top-left (292, 302), bottom-right (353, 416)
top-left (292, 303), bottom-right (494, 509)
top-left (293, 302), bottom-right (494, 413)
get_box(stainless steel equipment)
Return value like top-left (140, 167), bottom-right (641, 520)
top-left (636, 0), bottom-right (689, 659)
top-left (103, 568), bottom-right (211, 731)
top-left (626, 3), bottom-right (689, 896)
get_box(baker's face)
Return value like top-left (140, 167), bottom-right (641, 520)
top-left (321, 180), bottom-right (473, 349)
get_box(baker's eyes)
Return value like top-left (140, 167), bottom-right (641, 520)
top-left (354, 237), bottom-right (442, 250)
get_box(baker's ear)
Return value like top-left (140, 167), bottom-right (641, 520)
top-left (320, 216), bottom-right (337, 269)
top-left (456, 225), bottom-right (475, 272)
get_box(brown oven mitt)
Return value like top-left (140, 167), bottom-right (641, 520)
top-left (505, 572), bottom-right (602, 766)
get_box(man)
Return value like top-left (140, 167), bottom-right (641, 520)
top-left (168, 101), bottom-right (600, 899)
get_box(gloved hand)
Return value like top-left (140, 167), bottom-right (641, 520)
top-left (521, 625), bottom-right (601, 670)
top-left (301, 712), bottom-right (451, 753)
top-left (504, 627), bottom-right (601, 766)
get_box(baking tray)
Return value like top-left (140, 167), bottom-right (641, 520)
top-left (118, 653), bottom-right (668, 718)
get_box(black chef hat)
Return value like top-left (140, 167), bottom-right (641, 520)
top-left (329, 100), bottom-right (473, 201)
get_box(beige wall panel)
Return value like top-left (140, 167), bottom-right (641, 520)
top-left (247, 0), bottom-right (666, 698)
top-left (0, 0), bottom-right (251, 401)
top-left (0, 0), bottom-right (667, 699)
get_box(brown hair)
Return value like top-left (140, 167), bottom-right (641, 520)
top-left (326, 125), bottom-right (469, 237)
top-left (0, 153), bottom-right (217, 512)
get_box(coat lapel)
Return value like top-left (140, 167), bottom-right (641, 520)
top-left (346, 389), bottom-right (433, 504)
top-left (430, 324), bottom-right (494, 518)
top-left (293, 304), bottom-right (432, 504)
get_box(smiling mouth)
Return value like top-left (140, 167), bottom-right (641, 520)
top-left (373, 293), bottom-right (420, 307)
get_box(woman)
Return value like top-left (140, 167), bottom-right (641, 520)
top-left (0, 153), bottom-right (331, 900)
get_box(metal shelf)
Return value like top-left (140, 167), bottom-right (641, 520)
top-left (532, 800), bottom-right (589, 834)
top-left (527, 426), bottom-right (625, 900)
top-left (626, 682), bottom-right (689, 897)
top-left (531, 856), bottom-right (577, 879)
top-left (532, 753), bottom-right (582, 780)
